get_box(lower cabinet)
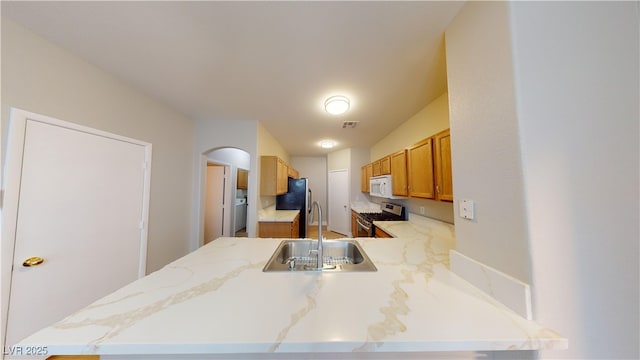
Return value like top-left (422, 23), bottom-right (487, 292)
top-left (351, 210), bottom-right (358, 237)
top-left (259, 214), bottom-right (300, 238)
top-left (374, 227), bottom-right (393, 238)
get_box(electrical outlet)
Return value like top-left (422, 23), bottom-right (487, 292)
top-left (419, 206), bottom-right (425, 215)
top-left (459, 199), bottom-right (475, 220)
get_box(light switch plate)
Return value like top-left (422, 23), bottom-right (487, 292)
top-left (459, 199), bottom-right (475, 220)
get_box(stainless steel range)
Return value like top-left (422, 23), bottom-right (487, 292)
top-left (355, 202), bottom-right (406, 237)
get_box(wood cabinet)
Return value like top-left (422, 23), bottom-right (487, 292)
top-left (390, 150), bottom-right (408, 196)
top-left (434, 129), bottom-right (453, 202)
top-left (407, 137), bottom-right (435, 199)
top-left (287, 166), bottom-right (299, 179)
top-left (380, 156), bottom-right (391, 175)
top-left (360, 163), bottom-right (373, 193)
top-left (371, 156), bottom-right (390, 177)
top-left (237, 169), bottom-right (248, 190)
top-left (351, 210), bottom-right (358, 237)
top-left (372, 159), bottom-right (381, 177)
top-left (259, 213), bottom-right (300, 238)
top-left (261, 156), bottom-right (289, 195)
top-left (375, 227), bottom-right (393, 238)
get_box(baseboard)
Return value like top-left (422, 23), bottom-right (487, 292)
top-left (449, 250), bottom-right (533, 320)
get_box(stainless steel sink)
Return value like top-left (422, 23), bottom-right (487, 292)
top-left (263, 240), bottom-right (377, 272)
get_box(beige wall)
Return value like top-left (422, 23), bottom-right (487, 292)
top-left (445, 1), bottom-right (531, 284)
top-left (1, 19), bottom-right (194, 274)
top-left (257, 121), bottom-right (290, 163)
top-left (370, 93), bottom-right (450, 160)
top-left (367, 92), bottom-right (454, 223)
top-left (257, 121), bottom-right (290, 209)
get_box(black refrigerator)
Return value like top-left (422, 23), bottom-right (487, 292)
top-left (275, 177), bottom-right (310, 238)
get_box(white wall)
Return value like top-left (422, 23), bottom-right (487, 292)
top-left (193, 119), bottom-right (258, 247)
top-left (445, 1), bottom-right (532, 284)
top-left (349, 148), bottom-right (370, 204)
top-left (509, 2), bottom-right (639, 359)
top-left (1, 19), bottom-right (195, 274)
top-left (446, 1), bottom-right (639, 359)
top-left (206, 148), bottom-right (251, 237)
top-left (290, 156), bottom-right (327, 225)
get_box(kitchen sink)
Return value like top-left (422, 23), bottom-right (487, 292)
top-left (262, 239), bottom-right (377, 272)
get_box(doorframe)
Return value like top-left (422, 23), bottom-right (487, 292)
top-left (204, 161), bottom-right (232, 243)
top-left (1, 108), bottom-right (152, 350)
top-left (197, 156), bottom-right (233, 247)
top-left (327, 169), bottom-right (351, 236)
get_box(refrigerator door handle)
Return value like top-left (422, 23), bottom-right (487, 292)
top-left (307, 189), bottom-right (313, 214)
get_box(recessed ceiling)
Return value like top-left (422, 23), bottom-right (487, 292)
top-left (2, 1), bottom-right (463, 156)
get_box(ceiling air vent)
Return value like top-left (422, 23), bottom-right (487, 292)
top-left (342, 121), bottom-right (359, 129)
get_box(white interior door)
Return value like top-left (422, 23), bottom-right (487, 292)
top-left (204, 165), bottom-right (225, 243)
top-left (328, 169), bottom-right (350, 236)
top-left (2, 110), bottom-right (151, 347)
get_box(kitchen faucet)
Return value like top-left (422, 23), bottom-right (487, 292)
top-left (309, 201), bottom-right (323, 269)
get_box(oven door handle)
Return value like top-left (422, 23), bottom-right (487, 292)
top-left (356, 218), bottom-right (371, 231)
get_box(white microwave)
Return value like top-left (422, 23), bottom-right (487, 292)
top-left (370, 175), bottom-right (403, 199)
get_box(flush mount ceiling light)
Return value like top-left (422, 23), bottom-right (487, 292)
top-left (320, 140), bottom-right (336, 149)
top-left (324, 96), bottom-right (350, 115)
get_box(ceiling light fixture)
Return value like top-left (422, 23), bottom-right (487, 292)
top-left (324, 96), bottom-right (350, 115)
top-left (320, 140), bottom-right (336, 149)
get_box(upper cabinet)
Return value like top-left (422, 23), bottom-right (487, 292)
top-left (360, 128), bottom-right (453, 202)
top-left (371, 156), bottom-right (391, 177)
top-left (407, 137), bottom-right (435, 199)
top-left (360, 163), bottom-right (373, 193)
top-left (434, 129), bottom-right (453, 201)
top-left (261, 156), bottom-right (298, 195)
top-left (287, 166), bottom-right (299, 179)
top-left (237, 169), bottom-right (248, 190)
top-left (390, 150), bottom-right (408, 196)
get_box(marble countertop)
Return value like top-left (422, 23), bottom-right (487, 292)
top-left (258, 206), bottom-right (300, 222)
top-left (350, 202), bottom-right (381, 214)
top-left (16, 230), bottom-right (566, 358)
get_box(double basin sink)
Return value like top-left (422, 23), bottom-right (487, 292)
top-left (263, 239), bottom-right (377, 272)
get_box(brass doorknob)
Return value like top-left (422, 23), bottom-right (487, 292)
top-left (22, 257), bottom-right (44, 267)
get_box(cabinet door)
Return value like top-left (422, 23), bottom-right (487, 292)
top-left (291, 214), bottom-right (300, 238)
top-left (390, 150), bottom-right (408, 196)
top-left (372, 160), bottom-right (381, 177)
top-left (237, 169), bottom-right (248, 189)
top-left (375, 227), bottom-right (393, 238)
top-left (276, 159), bottom-right (288, 194)
top-left (380, 156), bottom-right (391, 175)
top-left (435, 129), bottom-right (453, 201)
top-left (351, 210), bottom-right (358, 237)
top-left (407, 137), bottom-right (435, 199)
top-left (259, 221), bottom-right (293, 238)
top-left (361, 166), bottom-right (368, 192)
top-left (361, 164), bottom-right (373, 193)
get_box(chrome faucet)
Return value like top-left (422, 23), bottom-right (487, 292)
top-left (309, 201), bottom-right (323, 269)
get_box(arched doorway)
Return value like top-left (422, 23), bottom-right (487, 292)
top-left (201, 147), bottom-right (251, 245)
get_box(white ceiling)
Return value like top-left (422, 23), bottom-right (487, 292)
top-left (2, 1), bottom-right (464, 156)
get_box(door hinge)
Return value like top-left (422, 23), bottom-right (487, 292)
top-left (139, 221), bottom-right (145, 230)
top-left (142, 161), bottom-right (148, 171)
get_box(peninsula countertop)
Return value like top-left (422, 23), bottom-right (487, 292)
top-left (257, 206), bottom-right (299, 222)
top-left (16, 235), bottom-right (567, 359)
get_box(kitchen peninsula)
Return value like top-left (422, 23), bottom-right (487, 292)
top-left (15, 234), bottom-right (567, 359)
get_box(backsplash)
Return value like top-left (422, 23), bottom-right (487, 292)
top-left (368, 196), bottom-right (454, 224)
